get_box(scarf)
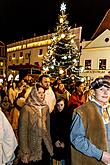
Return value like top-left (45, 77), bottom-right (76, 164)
top-left (26, 84), bottom-right (46, 110)
top-left (91, 96), bottom-right (110, 124)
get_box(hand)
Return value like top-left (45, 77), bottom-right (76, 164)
top-left (55, 140), bottom-right (61, 147)
top-left (21, 154), bottom-right (29, 164)
top-left (101, 151), bottom-right (110, 165)
top-left (60, 142), bottom-right (65, 148)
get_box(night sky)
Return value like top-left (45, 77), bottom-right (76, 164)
top-left (1, 0), bottom-right (110, 44)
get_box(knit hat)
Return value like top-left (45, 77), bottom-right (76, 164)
top-left (91, 77), bottom-right (110, 89)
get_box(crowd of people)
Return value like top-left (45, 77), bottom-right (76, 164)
top-left (0, 74), bottom-right (110, 165)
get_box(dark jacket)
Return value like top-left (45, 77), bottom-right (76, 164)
top-left (50, 107), bottom-right (71, 160)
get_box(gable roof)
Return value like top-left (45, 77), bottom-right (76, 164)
top-left (91, 9), bottom-right (110, 40)
top-left (85, 29), bottom-right (110, 48)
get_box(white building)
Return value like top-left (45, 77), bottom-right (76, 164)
top-left (80, 9), bottom-right (110, 80)
top-left (80, 29), bottom-right (110, 79)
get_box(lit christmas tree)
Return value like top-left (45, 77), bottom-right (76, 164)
top-left (43, 3), bottom-right (84, 83)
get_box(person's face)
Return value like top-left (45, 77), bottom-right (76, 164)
top-left (42, 77), bottom-right (50, 89)
top-left (57, 100), bottom-right (65, 112)
top-left (37, 87), bottom-right (45, 102)
top-left (77, 83), bottom-right (85, 93)
top-left (94, 86), bottom-right (110, 104)
top-left (59, 83), bottom-right (65, 91)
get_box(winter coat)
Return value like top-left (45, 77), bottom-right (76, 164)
top-left (19, 104), bottom-right (53, 162)
top-left (71, 101), bottom-right (107, 165)
top-left (50, 108), bottom-right (71, 161)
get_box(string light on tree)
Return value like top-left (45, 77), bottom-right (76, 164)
top-left (43, 2), bottom-right (84, 84)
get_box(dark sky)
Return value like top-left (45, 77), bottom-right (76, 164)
top-left (1, 0), bottom-right (110, 44)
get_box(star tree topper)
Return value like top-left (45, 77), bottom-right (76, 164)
top-left (60, 2), bottom-right (66, 13)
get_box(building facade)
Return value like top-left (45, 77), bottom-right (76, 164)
top-left (7, 27), bottom-right (82, 81)
top-left (79, 29), bottom-right (110, 80)
top-left (0, 41), bottom-right (7, 83)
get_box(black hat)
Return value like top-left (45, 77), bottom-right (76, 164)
top-left (91, 77), bottom-right (110, 89)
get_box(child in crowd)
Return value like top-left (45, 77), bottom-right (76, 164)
top-left (50, 97), bottom-right (71, 165)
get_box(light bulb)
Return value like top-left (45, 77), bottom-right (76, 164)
top-left (60, 17), bottom-right (64, 23)
top-left (61, 33), bottom-right (65, 38)
top-left (59, 69), bottom-right (64, 74)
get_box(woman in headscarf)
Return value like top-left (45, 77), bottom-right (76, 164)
top-left (18, 83), bottom-right (53, 165)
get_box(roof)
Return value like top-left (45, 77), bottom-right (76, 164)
top-left (91, 9), bottom-right (110, 40)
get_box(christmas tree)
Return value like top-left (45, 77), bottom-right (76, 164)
top-left (43, 3), bottom-right (84, 83)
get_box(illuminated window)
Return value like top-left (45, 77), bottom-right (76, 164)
top-left (19, 52), bottom-right (23, 59)
top-left (85, 60), bottom-right (91, 70)
top-left (13, 53), bottom-right (15, 58)
top-left (99, 59), bottom-right (106, 70)
top-left (12, 53), bottom-right (15, 59)
top-left (0, 61), bottom-right (3, 66)
top-left (20, 52), bottom-right (23, 57)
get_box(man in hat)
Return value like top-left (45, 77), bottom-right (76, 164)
top-left (70, 76), bottom-right (110, 165)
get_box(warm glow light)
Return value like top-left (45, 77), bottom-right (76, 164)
top-left (71, 39), bottom-right (74, 43)
top-left (51, 65), bottom-right (54, 69)
top-left (7, 39), bottom-right (52, 52)
top-left (60, 17), bottom-right (64, 23)
top-left (23, 44), bottom-right (26, 49)
top-left (43, 66), bottom-right (49, 71)
top-left (15, 74), bottom-right (19, 81)
top-left (19, 56), bottom-right (23, 59)
top-left (59, 68), bottom-right (64, 74)
top-left (8, 74), bottom-right (13, 81)
top-left (73, 59), bottom-right (77, 63)
top-left (50, 50), bottom-right (53, 55)
top-left (0, 62), bottom-right (3, 66)
top-left (79, 66), bottom-right (84, 73)
top-left (61, 33), bottom-right (65, 38)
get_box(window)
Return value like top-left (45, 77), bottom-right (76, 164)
top-left (13, 53), bottom-right (15, 58)
top-left (20, 52), bottom-right (23, 57)
top-left (0, 61), bottom-right (3, 66)
top-left (105, 38), bottom-right (109, 42)
top-left (99, 59), bottom-right (106, 70)
top-left (12, 53), bottom-right (15, 59)
top-left (25, 51), bottom-right (31, 59)
top-left (85, 60), bottom-right (91, 70)
top-left (25, 53), bottom-right (29, 59)
top-left (9, 55), bottom-right (12, 61)
top-left (39, 49), bottom-right (43, 55)
top-left (1, 47), bottom-right (5, 57)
